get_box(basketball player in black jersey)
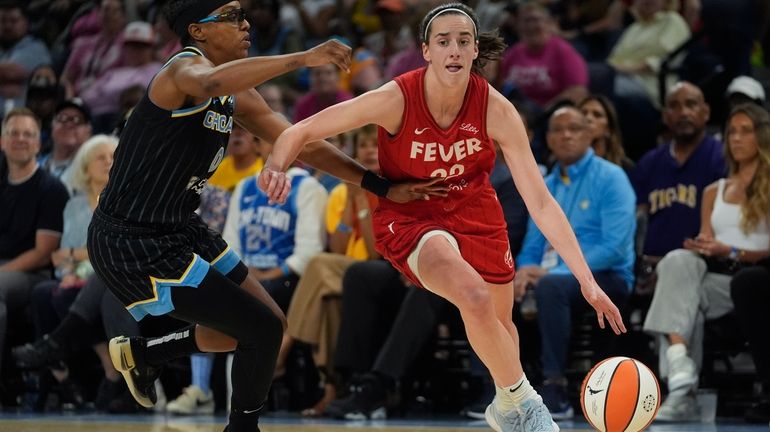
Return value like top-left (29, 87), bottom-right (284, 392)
top-left (86, 1), bottom-right (446, 431)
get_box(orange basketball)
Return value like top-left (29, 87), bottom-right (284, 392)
top-left (580, 357), bottom-right (661, 432)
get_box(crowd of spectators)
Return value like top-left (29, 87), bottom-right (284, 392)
top-left (1, 0), bottom-right (770, 427)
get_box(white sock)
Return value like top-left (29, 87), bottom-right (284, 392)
top-left (494, 375), bottom-right (538, 412)
top-left (666, 343), bottom-right (693, 397)
top-left (666, 343), bottom-right (687, 362)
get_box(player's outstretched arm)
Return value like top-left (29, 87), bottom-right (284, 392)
top-left (266, 82), bottom-right (404, 173)
top-left (487, 86), bottom-right (626, 335)
top-left (234, 85), bottom-right (448, 204)
top-left (157, 39), bottom-right (351, 103)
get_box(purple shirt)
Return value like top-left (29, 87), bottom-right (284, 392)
top-left (385, 48), bottom-right (427, 81)
top-left (79, 62), bottom-right (161, 115)
top-left (63, 32), bottom-right (125, 95)
top-left (293, 90), bottom-right (353, 123)
top-left (499, 36), bottom-right (588, 107)
top-left (631, 135), bottom-right (726, 256)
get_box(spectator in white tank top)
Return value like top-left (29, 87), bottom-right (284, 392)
top-left (643, 103), bottom-right (770, 422)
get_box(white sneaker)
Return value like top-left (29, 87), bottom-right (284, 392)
top-left (485, 396), bottom-right (559, 432)
top-left (166, 385), bottom-right (215, 415)
top-left (519, 398), bottom-right (560, 432)
top-left (485, 400), bottom-right (521, 432)
top-left (666, 346), bottom-right (698, 393)
top-left (655, 393), bottom-right (699, 422)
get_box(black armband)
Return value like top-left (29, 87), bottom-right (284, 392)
top-left (361, 170), bottom-right (391, 197)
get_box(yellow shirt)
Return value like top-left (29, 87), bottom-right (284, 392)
top-left (608, 11), bottom-right (690, 106)
top-left (326, 184), bottom-right (369, 260)
top-left (208, 156), bottom-right (264, 192)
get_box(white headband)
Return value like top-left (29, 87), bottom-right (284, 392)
top-left (423, 8), bottom-right (478, 42)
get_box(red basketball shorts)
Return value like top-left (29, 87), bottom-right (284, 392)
top-left (374, 187), bottom-right (515, 288)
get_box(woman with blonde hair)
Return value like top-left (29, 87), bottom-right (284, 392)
top-left (643, 104), bottom-right (770, 422)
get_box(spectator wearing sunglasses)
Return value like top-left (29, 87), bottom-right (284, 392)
top-left (38, 98), bottom-right (93, 194)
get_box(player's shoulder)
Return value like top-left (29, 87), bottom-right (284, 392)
top-left (485, 85), bottom-right (517, 121)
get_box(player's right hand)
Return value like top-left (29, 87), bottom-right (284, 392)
top-left (259, 166), bottom-right (291, 204)
top-left (386, 177), bottom-right (450, 203)
top-left (581, 281), bottom-right (627, 335)
top-left (305, 39), bottom-right (352, 72)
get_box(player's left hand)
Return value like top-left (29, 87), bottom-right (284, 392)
top-left (386, 177), bottom-right (450, 203)
top-left (581, 281), bottom-right (626, 335)
top-left (305, 39), bottom-right (352, 72)
top-left (259, 166), bottom-right (291, 204)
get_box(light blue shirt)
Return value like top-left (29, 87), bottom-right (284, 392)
top-left (516, 148), bottom-right (637, 288)
top-left (60, 194), bottom-right (92, 249)
top-left (0, 35), bottom-right (52, 118)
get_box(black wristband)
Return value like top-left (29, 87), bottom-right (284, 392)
top-left (361, 170), bottom-right (391, 197)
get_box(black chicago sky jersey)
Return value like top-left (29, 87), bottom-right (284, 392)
top-left (98, 47), bottom-right (234, 227)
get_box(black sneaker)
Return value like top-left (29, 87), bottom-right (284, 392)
top-left (56, 377), bottom-right (86, 411)
top-left (108, 336), bottom-right (161, 408)
top-left (325, 373), bottom-right (387, 420)
top-left (541, 380), bottom-right (574, 420)
top-left (95, 378), bottom-right (122, 411)
top-left (12, 335), bottom-right (67, 369)
top-left (745, 399), bottom-right (770, 424)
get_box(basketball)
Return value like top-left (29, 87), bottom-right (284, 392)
top-left (580, 357), bottom-right (660, 432)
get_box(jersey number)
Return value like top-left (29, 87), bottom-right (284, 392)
top-left (430, 164), bottom-right (465, 179)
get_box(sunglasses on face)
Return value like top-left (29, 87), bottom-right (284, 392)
top-left (54, 114), bottom-right (87, 125)
top-left (197, 8), bottom-right (247, 25)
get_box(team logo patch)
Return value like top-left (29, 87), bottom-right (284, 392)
top-left (504, 249), bottom-right (513, 269)
top-left (208, 147), bottom-right (225, 173)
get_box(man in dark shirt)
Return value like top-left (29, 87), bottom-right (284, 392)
top-left (632, 82), bottom-right (726, 260)
top-left (0, 107), bottom-right (69, 371)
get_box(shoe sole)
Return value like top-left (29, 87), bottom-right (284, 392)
top-left (167, 404), bottom-right (215, 415)
top-left (109, 336), bottom-right (154, 408)
top-left (485, 403), bottom-right (561, 432)
top-left (484, 404), bottom-right (503, 432)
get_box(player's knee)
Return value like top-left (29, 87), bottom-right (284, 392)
top-left (455, 284), bottom-right (492, 317)
top-left (238, 303), bottom-right (282, 349)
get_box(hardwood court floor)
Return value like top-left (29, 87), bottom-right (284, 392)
top-left (0, 414), bottom-right (766, 432)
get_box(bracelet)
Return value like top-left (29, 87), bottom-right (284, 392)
top-left (336, 222), bottom-right (353, 233)
top-left (361, 170), bottom-right (391, 198)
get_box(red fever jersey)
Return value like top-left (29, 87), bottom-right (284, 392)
top-left (374, 67), bottom-right (515, 288)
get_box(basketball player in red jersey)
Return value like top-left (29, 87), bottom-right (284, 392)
top-left (261, 4), bottom-right (626, 431)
